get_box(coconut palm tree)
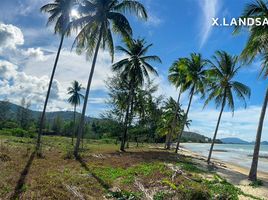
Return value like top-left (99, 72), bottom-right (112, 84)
top-left (71, 0), bottom-right (147, 157)
top-left (67, 80), bottom-right (84, 145)
top-left (175, 53), bottom-right (208, 153)
top-left (37, 0), bottom-right (76, 154)
top-left (167, 59), bottom-right (188, 149)
top-left (205, 51), bottom-right (251, 164)
top-left (112, 38), bottom-right (161, 151)
top-left (157, 97), bottom-right (190, 148)
top-left (235, 0), bottom-right (268, 181)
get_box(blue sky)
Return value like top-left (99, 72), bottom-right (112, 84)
top-left (0, 0), bottom-right (268, 141)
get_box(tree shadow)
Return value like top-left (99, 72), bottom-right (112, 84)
top-left (10, 151), bottom-right (36, 200)
top-left (216, 166), bottom-right (268, 186)
top-left (76, 156), bottom-right (110, 190)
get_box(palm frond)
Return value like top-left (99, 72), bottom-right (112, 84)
top-left (113, 0), bottom-right (148, 20)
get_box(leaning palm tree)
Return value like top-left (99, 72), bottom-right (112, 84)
top-left (205, 51), bottom-right (251, 164)
top-left (37, 0), bottom-right (76, 154)
top-left (72, 0), bottom-right (147, 157)
top-left (112, 38), bottom-right (161, 151)
top-left (167, 59), bottom-right (188, 149)
top-left (234, 0), bottom-right (268, 181)
top-left (175, 53), bottom-right (208, 153)
top-left (67, 80), bottom-right (84, 145)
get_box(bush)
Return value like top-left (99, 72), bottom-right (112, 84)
top-left (188, 188), bottom-right (210, 200)
top-left (11, 128), bottom-right (28, 137)
top-left (0, 128), bottom-right (35, 138)
top-left (0, 121), bottom-right (19, 129)
top-left (249, 179), bottom-right (263, 188)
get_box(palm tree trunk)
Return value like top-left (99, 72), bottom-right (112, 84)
top-left (166, 88), bottom-right (183, 149)
top-left (120, 86), bottom-right (134, 151)
top-left (249, 87), bottom-right (268, 181)
top-left (126, 95), bottom-right (135, 149)
top-left (175, 87), bottom-right (195, 153)
top-left (207, 98), bottom-right (226, 164)
top-left (166, 129), bottom-right (172, 149)
top-left (82, 128), bottom-right (84, 150)
top-left (72, 105), bottom-right (76, 145)
top-left (74, 29), bottom-right (103, 158)
top-left (36, 34), bottom-right (65, 154)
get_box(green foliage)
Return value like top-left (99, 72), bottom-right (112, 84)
top-left (204, 51), bottom-right (250, 112)
top-left (178, 162), bottom-right (204, 173)
top-left (72, 0), bottom-right (147, 60)
top-left (67, 80), bottom-right (84, 107)
top-left (92, 163), bottom-right (165, 185)
top-left (0, 128), bottom-right (35, 138)
top-left (0, 121), bottom-right (19, 129)
top-left (249, 179), bottom-right (263, 188)
top-left (157, 97), bottom-right (187, 139)
top-left (0, 100), bottom-right (10, 122)
top-left (162, 179), bottom-right (210, 200)
top-left (104, 74), bottom-right (163, 143)
top-left (107, 190), bottom-right (141, 200)
top-left (153, 192), bottom-right (168, 200)
top-left (52, 116), bottom-right (64, 135)
top-left (40, 0), bottom-right (75, 35)
top-left (162, 179), bottom-right (177, 190)
top-left (203, 174), bottom-right (260, 200)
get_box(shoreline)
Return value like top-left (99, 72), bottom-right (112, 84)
top-left (178, 146), bottom-right (268, 199)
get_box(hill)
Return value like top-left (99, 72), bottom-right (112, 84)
top-left (181, 131), bottom-right (221, 143)
top-left (220, 137), bottom-right (249, 144)
top-left (221, 137), bottom-right (268, 145)
top-left (0, 101), bottom-right (94, 123)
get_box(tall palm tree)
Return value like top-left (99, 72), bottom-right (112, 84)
top-left (205, 51), bottom-right (251, 164)
top-left (72, 0), bottom-right (147, 157)
top-left (167, 59), bottom-right (188, 149)
top-left (175, 53), bottom-right (208, 153)
top-left (112, 38), bottom-right (161, 151)
top-left (235, 0), bottom-right (268, 181)
top-left (67, 80), bottom-right (84, 145)
top-left (37, 0), bottom-right (76, 154)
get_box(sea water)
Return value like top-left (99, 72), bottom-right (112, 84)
top-left (181, 143), bottom-right (268, 172)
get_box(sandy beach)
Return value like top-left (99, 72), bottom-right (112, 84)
top-left (178, 147), bottom-right (268, 200)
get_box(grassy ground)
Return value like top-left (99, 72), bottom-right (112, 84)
top-left (0, 135), bottom-right (261, 200)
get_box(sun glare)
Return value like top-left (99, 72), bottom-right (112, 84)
top-left (71, 9), bottom-right (80, 19)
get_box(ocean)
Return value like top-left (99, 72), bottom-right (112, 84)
top-left (181, 143), bottom-right (268, 172)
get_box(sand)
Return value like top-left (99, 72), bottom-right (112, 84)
top-left (178, 147), bottom-right (268, 200)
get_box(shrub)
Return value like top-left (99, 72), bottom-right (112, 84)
top-left (249, 179), bottom-right (263, 188)
top-left (0, 121), bottom-right (19, 129)
top-left (0, 128), bottom-right (35, 138)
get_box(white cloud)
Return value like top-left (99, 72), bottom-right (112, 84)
top-left (198, 0), bottom-right (219, 48)
top-left (0, 60), bottom-right (62, 109)
top-left (0, 22), bottom-right (127, 115)
top-left (0, 23), bottom-right (45, 62)
top-left (23, 49), bottom-right (125, 92)
top-left (21, 47), bottom-right (45, 61)
top-left (0, 23), bottom-right (24, 50)
top-left (188, 105), bottom-right (268, 141)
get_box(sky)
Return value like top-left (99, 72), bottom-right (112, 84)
top-left (0, 0), bottom-right (268, 141)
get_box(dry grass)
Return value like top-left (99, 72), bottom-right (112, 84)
top-left (0, 135), bottom-right (259, 200)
